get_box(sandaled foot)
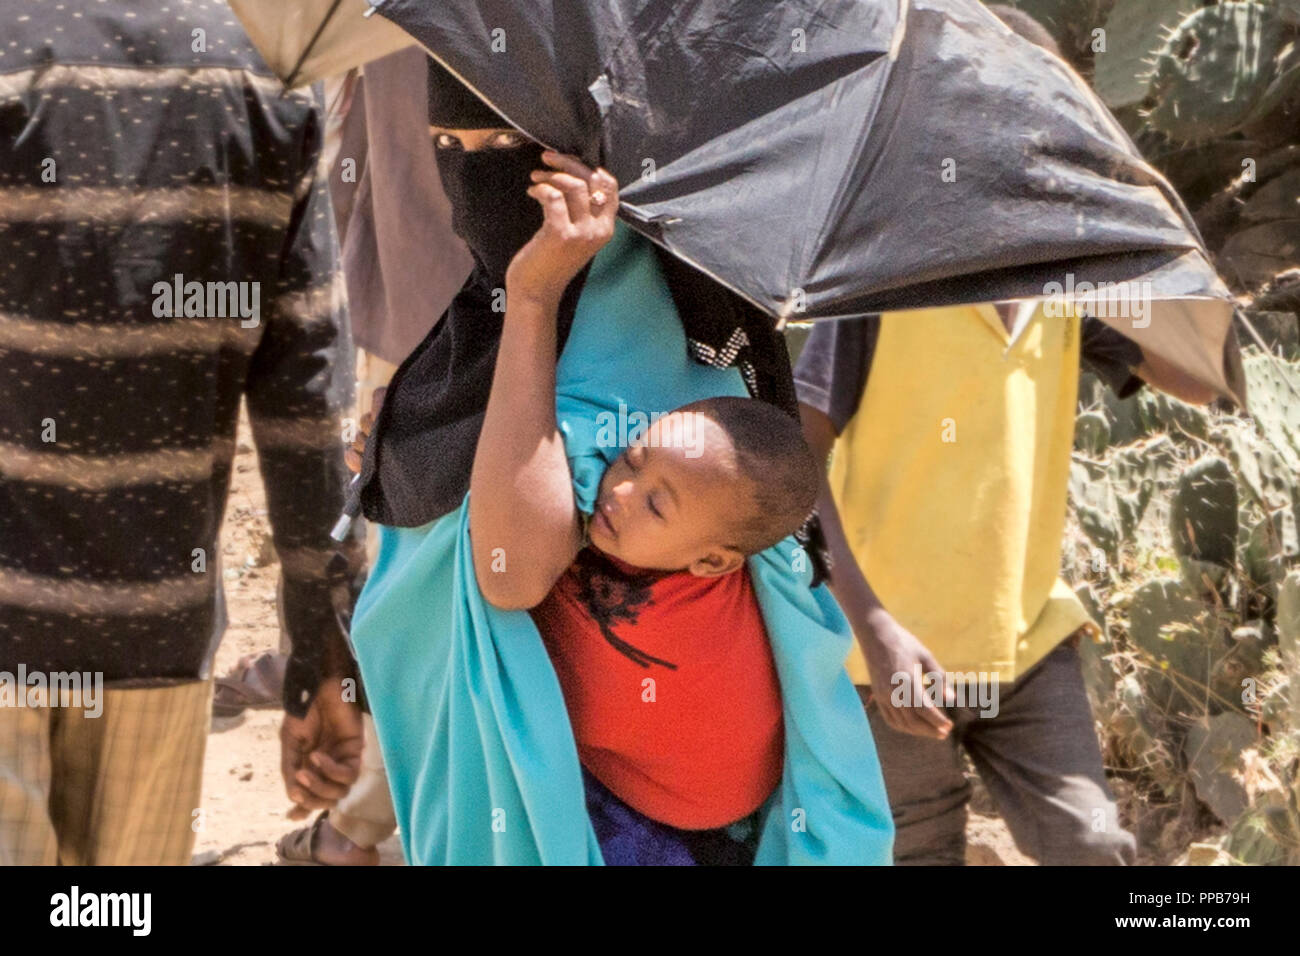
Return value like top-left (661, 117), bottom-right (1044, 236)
top-left (213, 651), bottom-right (287, 717)
top-left (276, 813), bottom-right (380, 866)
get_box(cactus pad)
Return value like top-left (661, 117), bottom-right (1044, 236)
top-left (1144, 2), bottom-right (1300, 141)
top-left (1171, 456), bottom-right (1240, 567)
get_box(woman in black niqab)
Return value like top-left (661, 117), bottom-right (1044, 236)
top-left (357, 57), bottom-right (828, 583)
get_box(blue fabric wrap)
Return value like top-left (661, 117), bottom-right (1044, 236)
top-left (350, 220), bottom-right (894, 865)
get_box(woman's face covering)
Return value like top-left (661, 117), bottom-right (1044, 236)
top-left (431, 125), bottom-right (547, 283)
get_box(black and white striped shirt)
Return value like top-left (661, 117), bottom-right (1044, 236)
top-left (0, 0), bottom-right (362, 713)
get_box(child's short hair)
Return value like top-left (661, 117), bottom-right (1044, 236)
top-left (986, 4), bottom-right (1062, 57)
top-left (678, 396), bottom-right (820, 557)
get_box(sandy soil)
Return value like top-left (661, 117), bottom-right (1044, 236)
top-left (191, 406), bottom-right (1027, 866)
top-left (191, 407), bottom-right (403, 866)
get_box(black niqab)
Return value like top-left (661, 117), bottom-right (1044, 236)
top-left (358, 58), bottom-right (829, 584)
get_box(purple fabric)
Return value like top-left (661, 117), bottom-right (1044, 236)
top-left (581, 767), bottom-right (760, 866)
top-left (582, 768), bottom-right (700, 866)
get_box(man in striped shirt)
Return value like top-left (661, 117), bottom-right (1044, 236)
top-left (0, 0), bottom-right (364, 865)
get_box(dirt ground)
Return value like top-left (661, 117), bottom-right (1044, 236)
top-left (192, 407), bottom-right (404, 867)
top-left (192, 406), bottom-right (1029, 866)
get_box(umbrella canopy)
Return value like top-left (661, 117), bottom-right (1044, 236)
top-left (231, 0), bottom-right (412, 88)
top-left (231, 0), bottom-right (1246, 405)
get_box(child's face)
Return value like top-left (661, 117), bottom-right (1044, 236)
top-left (588, 411), bottom-right (750, 577)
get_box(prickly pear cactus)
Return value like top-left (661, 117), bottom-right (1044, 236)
top-left (1242, 509), bottom-right (1297, 595)
top-left (1075, 409), bottom-right (1111, 455)
top-left (1092, 0), bottom-right (1195, 109)
top-left (1183, 711), bottom-right (1258, 823)
top-left (1143, 2), bottom-right (1300, 142)
top-left (1210, 421), bottom-right (1295, 513)
top-left (1034, 0), bottom-right (1300, 865)
top-left (1138, 389), bottom-right (1211, 440)
top-left (1066, 357), bottom-right (1300, 862)
top-left (1079, 370), bottom-right (1149, 443)
top-left (1171, 456), bottom-right (1239, 568)
top-left (1280, 570), bottom-right (1300, 655)
top-left (1242, 352), bottom-right (1300, 476)
top-left (1223, 806), bottom-right (1297, 864)
top-left (1126, 577), bottom-right (1219, 711)
top-left (1071, 462), bottom-right (1124, 558)
top-left (1212, 623), bottom-right (1269, 711)
top-left (1107, 672), bottom-right (1173, 774)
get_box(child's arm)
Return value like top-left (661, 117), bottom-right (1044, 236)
top-left (469, 151), bottom-right (619, 609)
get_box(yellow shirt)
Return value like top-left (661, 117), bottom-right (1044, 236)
top-left (829, 304), bottom-right (1099, 685)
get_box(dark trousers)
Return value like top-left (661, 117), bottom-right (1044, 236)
top-left (862, 637), bottom-right (1136, 865)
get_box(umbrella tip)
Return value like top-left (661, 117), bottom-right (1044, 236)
top-left (776, 288), bottom-right (807, 330)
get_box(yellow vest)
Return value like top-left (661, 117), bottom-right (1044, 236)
top-left (830, 304), bottom-right (1099, 685)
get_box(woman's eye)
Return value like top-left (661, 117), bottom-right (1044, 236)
top-left (492, 131), bottom-right (527, 148)
top-left (433, 133), bottom-right (462, 150)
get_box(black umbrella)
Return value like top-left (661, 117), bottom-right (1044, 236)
top-left (232, 0), bottom-right (1246, 403)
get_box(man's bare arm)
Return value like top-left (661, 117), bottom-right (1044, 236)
top-left (800, 404), bottom-right (884, 628)
top-left (800, 402), bottom-right (953, 739)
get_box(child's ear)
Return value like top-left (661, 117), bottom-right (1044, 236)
top-left (687, 548), bottom-right (745, 578)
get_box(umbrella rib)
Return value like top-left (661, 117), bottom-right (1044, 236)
top-left (283, 0), bottom-right (346, 91)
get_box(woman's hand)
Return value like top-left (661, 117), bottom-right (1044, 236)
top-left (344, 387), bottom-right (385, 475)
top-left (506, 150), bottom-right (619, 306)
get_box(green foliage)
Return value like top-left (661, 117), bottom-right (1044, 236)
top-left (1143, 2), bottom-right (1300, 142)
top-left (1223, 803), bottom-right (1300, 863)
top-left (1075, 409), bottom-right (1112, 454)
top-left (1012, 0), bottom-right (1300, 863)
top-left (1184, 712), bottom-right (1258, 822)
top-left (1280, 570), bottom-right (1300, 651)
top-left (1069, 342), bottom-right (1300, 862)
top-left (1015, 1), bottom-right (1300, 143)
top-left (1242, 351), bottom-right (1300, 475)
top-left (1126, 578), bottom-right (1220, 711)
top-left (1171, 456), bottom-right (1239, 566)
top-left (1093, 0), bottom-right (1199, 109)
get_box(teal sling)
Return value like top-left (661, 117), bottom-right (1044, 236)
top-left (350, 221), bottom-right (894, 864)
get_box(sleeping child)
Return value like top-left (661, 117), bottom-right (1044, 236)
top-left (467, 150), bottom-right (820, 864)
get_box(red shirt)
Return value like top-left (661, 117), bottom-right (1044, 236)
top-left (531, 547), bottom-right (784, 830)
